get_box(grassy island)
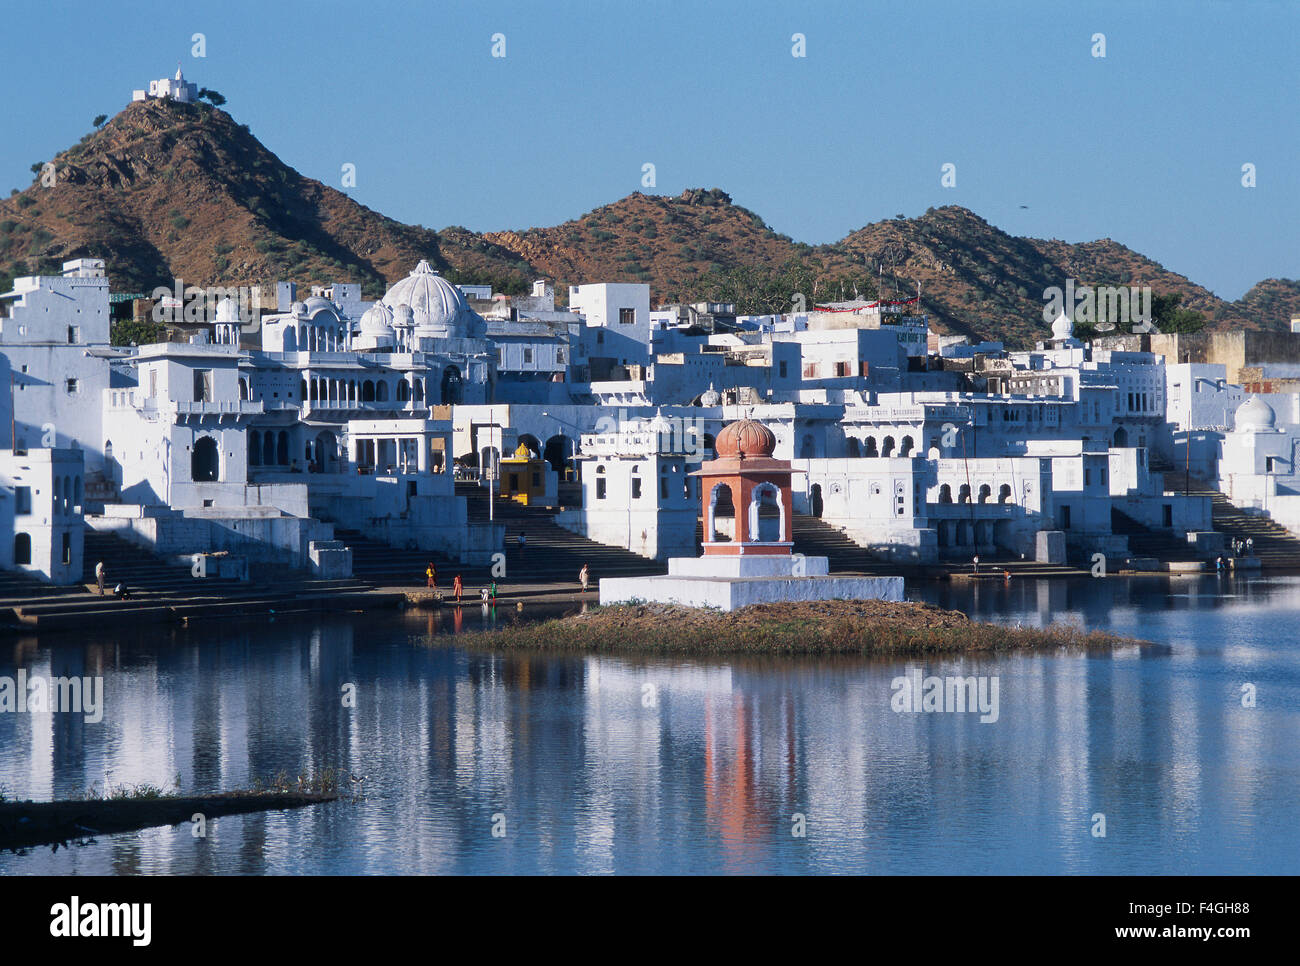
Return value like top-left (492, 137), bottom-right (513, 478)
top-left (480, 600), bottom-right (1148, 656)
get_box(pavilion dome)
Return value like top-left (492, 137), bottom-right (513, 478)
top-left (1050, 313), bottom-right (1074, 340)
top-left (382, 260), bottom-right (482, 338)
top-left (1235, 396), bottom-right (1276, 432)
top-left (699, 382), bottom-right (721, 407)
top-left (214, 296), bottom-right (240, 324)
top-left (715, 418), bottom-right (777, 459)
top-left (301, 295), bottom-right (341, 325)
top-left (359, 301), bottom-right (393, 334)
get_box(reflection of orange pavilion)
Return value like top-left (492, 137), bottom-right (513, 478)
top-left (693, 418), bottom-right (793, 557)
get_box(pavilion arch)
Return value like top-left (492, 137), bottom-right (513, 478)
top-left (192, 435), bottom-right (220, 482)
top-left (708, 482), bottom-right (736, 543)
top-left (376, 381), bottom-right (389, 402)
top-left (312, 430), bottom-right (338, 473)
top-left (958, 483), bottom-right (971, 504)
top-left (864, 436), bottom-right (879, 457)
top-left (249, 431), bottom-right (262, 466)
top-left (441, 366), bottom-right (463, 405)
top-left (396, 379), bottom-right (410, 402)
top-left (846, 437), bottom-right (861, 458)
top-left (978, 483), bottom-right (992, 503)
top-left (1114, 426), bottom-right (1129, 447)
top-left (881, 436), bottom-right (896, 457)
top-left (263, 432), bottom-right (276, 466)
top-left (362, 380), bottom-right (376, 402)
top-left (999, 484), bottom-right (1012, 504)
top-left (748, 481), bottom-right (785, 543)
top-left (277, 431), bottom-right (290, 466)
top-left (939, 484), bottom-right (953, 503)
top-left (899, 436), bottom-right (914, 457)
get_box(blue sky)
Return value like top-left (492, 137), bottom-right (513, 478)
top-left (5, 0), bottom-right (1296, 299)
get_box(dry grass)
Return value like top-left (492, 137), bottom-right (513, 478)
top-left (476, 600), bottom-right (1146, 657)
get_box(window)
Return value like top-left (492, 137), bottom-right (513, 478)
top-left (67, 325), bottom-right (80, 344)
top-left (523, 348), bottom-right (533, 364)
top-left (834, 361), bottom-right (850, 378)
top-left (618, 308), bottom-right (635, 325)
top-left (778, 360), bottom-right (787, 378)
top-left (149, 369), bottom-right (158, 398)
top-left (632, 477), bottom-right (642, 499)
top-left (62, 532), bottom-right (71, 565)
top-left (596, 476), bottom-right (607, 500)
top-left (65, 378), bottom-right (78, 394)
top-left (13, 533), bottom-right (31, 565)
top-left (194, 369), bottom-right (213, 403)
top-left (15, 486), bottom-right (31, 514)
top-left (556, 348), bottom-right (565, 364)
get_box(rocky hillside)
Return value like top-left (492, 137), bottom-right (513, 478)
top-left (2, 101), bottom-right (1293, 346)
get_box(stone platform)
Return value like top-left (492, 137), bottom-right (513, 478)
top-left (599, 554), bottom-right (904, 612)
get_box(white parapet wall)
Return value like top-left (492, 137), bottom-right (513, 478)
top-left (599, 553), bottom-right (903, 612)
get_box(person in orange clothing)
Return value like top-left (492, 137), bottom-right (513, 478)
top-left (426, 562), bottom-right (437, 589)
top-left (453, 573), bottom-right (463, 604)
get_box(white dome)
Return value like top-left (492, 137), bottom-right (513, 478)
top-left (382, 260), bottom-right (482, 338)
top-left (1050, 313), bottom-right (1073, 340)
top-left (391, 304), bottom-right (415, 328)
top-left (1235, 396), bottom-right (1276, 432)
top-left (214, 296), bottom-right (240, 324)
top-left (699, 382), bottom-right (721, 407)
top-left (301, 295), bottom-right (341, 325)
top-left (359, 301), bottom-right (394, 334)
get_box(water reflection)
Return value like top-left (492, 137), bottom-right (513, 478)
top-left (1, 575), bottom-right (1297, 874)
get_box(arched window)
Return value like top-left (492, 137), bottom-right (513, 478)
top-left (376, 381), bottom-right (389, 402)
top-left (396, 380), bottom-right (410, 402)
top-left (277, 431), bottom-right (289, 465)
top-left (748, 482), bottom-right (784, 543)
top-left (14, 533), bottom-right (31, 565)
top-left (864, 437), bottom-right (879, 458)
top-left (939, 484), bottom-right (953, 503)
top-left (900, 436), bottom-right (914, 457)
top-left (978, 484), bottom-right (991, 503)
top-left (362, 380), bottom-right (376, 402)
top-left (958, 483), bottom-right (971, 504)
top-left (263, 432), bottom-right (276, 467)
top-left (999, 484), bottom-right (1012, 504)
top-left (881, 436), bottom-right (896, 457)
top-left (249, 431), bottom-right (261, 466)
top-left (846, 437), bottom-right (861, 458)
top-left (192, 436), bottom-right (219, 482)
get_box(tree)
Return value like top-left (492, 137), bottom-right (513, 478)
top-left (197, 88), bottom-right (226, 107)
top-left (1151, 292), bottom-right (1206, 334)
top-left (92, 114), bottom-right (107, 128)
top-left (111, 318), bottom-right (167, 348)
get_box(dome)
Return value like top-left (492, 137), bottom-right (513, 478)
top-left (359, 301), bottom-right (394, 333)
top-left (715, 418), bottom-right (777, 459)
top-left (214, 296), bottom-right (240, 324)
top-left (392, 304), bottom-right (415, 328)
top-left (513, 443), bottom-right (532, 458)
top-left (1050, 313), bottom-right (1073, 340)
top-left (382, 260), bottom-right (482, 338)
top-left (699, 382), bottom-right (721, 407)
top-left (1235, 396), bottom-right (1276, 432)
top-left (301, 295), bottom-right (341, 325)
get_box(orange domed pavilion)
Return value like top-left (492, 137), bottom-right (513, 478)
top-left (692, 417), bottom-right (793, 556)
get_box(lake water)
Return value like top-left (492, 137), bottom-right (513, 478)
top-left (1, 573), bottom-right (1297, 875)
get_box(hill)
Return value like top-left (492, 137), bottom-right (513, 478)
top-left (1, 102), bottom-right (1292, 347)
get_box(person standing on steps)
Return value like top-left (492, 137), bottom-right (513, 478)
top-left (517, 531), bottom-right (526, 556)
top-left (972, 554), bottom-right (980, 576)
top-left (579, 563), bottom-right (590, 594)
top-left (453, 573), bottom-right (463, 604)
top-left (95, 560), bottom-right (105, 596)
top-left (426, 562), bottom-right (437, 590)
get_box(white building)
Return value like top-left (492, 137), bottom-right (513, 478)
top-left (0, 447), bottom-right (84, 584)
top-left (132, 66), bottom-right (199, 104)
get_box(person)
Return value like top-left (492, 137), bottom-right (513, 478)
top-left (1215, 555), bottom-right (1224, 573)
top-left (1246, 537), bottom-right (1254, 555)
top-left (579, 563), bottom-right (590, 593)
top-left (972, 554), bottom-right (980, 575)
top-left (453, 574), bottom-right (463, 604)
top-left (95, 560), bottom-right (105, 596)
top-left (425, 562), bottom-right (437, 589)
top-left (517, 531), bottom-right (526, 555)
top-left (1003, 569), bottom-right (1011, 581)
top-left (113, 582), bottom-right (131, 600)
top-left (490, 579), bottom-right (498, 603)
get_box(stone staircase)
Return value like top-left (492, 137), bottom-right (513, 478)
top-left (1162, 474), bottom-right (1300, 569)
top-left (1110, 508), bottom-right (1204, 563)
top-left (332, 485), bottom-right (667, 589)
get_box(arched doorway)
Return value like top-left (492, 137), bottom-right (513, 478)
top-left (544, 434), bottom-right (576, 481)
top-left (192, 436), bottom-right (219, 482)
top-left (517, 434), bottom-right (542, 458)
top-left (749, 482), bottom-right (784, 542)
top-left (1114, 426), bottom-right (1129, 447)
top-left (810, 483), bottom-right (824, 518)
top-left (312, 431), bottom-right (337, 473)
top-left (14, 533), bottom-right (31, 565)
top-left (441, 366), bottom-right (463, 405)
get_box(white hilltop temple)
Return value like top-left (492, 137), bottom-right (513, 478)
top-left (132, 65), bottom-right (199, 104)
